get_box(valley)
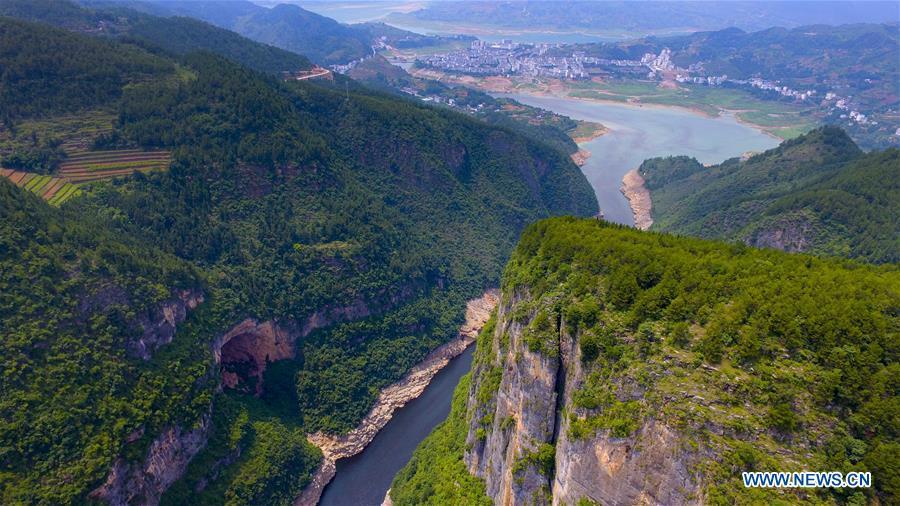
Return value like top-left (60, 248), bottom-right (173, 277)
top-left (0, 2), bottom-right (897, 506)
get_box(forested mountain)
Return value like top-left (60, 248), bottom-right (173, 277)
top-left (660, 24), bottom-right (900, 109)
top-left (0, 0), bottom-right (312, 74)
top-left (392, 217), bottom-right (899, 505)
top-left (113, 0), bottom-right (374, 64)
top-left (0, 14), bottom-right (596, 505)
top-left (346, 55), bottom-right (584, 157)
top-left (0, 16), bottom-right (175, 121)
top-left (639, 127), bottom-right (899, 263)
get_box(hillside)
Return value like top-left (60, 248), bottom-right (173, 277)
top-left (346, 55), bottom-right (586, 157)
top-left (638, 127), bottom-right (899, 263)
top-left (124, 0), bottom-right (373, 64)
top-left (391, 217), bottom-right (899, 505)
top-left (0, 0), bottom-right (313, 74)
top-left (0, 15), bottom-right (596, 505)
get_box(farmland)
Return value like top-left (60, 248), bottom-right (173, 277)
top-left (1, 147), bottom-right (171, 205)
top-left (0, 168), bottom-right (80, 205)
top-left (58, 149), bottom-right (171, 182)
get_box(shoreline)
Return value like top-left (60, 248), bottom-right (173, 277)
top-left (418, 69), bottom-right (786, 141)
top-left (569, 121), bottom-right (609, 166)
top-left (620, 169), bottom-right (653, 230)
top-left (295, 289), bottom-right (500, 506)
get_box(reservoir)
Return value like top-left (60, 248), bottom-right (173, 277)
top-left (319, 345), bottom-right (475, 506)
top-left (495, 94), bottom-right (780, 225)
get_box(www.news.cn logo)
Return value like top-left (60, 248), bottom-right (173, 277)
top-left (743, 472), bottom-right (872, 489)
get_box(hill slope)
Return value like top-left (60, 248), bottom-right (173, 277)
top-left (0, 16), bottom-right (596, 505)
top-left (0, 0), bottom-right (313, 74)
top-left (126, 0), bottom-right (373, 64)
top-left (639, 127), bottom-right (899, 263)
top-left (392, 217), bottom-right (899, 505)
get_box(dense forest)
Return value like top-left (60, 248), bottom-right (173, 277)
top-left (346, 55), bottom-right (583, 156)
top-left (640, 126), bottom-right (899, 263)
top-left (393, 217), bottom-right (899, 504)
top-left (0, 10), bottom-right (596, 505)
top-left (0, 0), bottom-right (313, 75)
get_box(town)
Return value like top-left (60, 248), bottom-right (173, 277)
top-left (410, 41), bottom-right (876, 128)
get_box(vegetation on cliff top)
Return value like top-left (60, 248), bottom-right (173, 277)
top-left (499, 217), bottom-right (898, 504)
top-left (398, 216), bottom-right (898, 504)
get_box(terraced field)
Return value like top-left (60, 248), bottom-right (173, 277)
top-left (58, 149), bottom-right (171, 182)
top-left (1, 149), bottom-right (171, 205)
top-left (0, 168), bottom-right (80, 205)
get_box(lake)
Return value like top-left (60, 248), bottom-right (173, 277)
top-left (319, 345), bottom-right (475, 506)
top-left (495, 94), bottom-right (780, 226)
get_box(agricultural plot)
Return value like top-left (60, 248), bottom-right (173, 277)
top-left (0, 168), bottom-right (80, 206)
top-left (58, 149), bottom-right (171, 182)
top-left (1, 148), bottom-right (170, 205)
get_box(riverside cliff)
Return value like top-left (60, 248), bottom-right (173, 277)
top-left (389, 217), bottom-right (899, 506)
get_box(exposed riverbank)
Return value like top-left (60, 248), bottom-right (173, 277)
top-left (569, 121), bottom-right (609, 166)
top-left (621, 169), bottom-right (653, 230)
top-left (295, 290), bottom-right (500, 506)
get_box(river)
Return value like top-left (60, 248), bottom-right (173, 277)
top-left (319, 345), bottom-right (475, 506)
top-left (315, 95), bottom-right (778, 505)
top-left (495, 94), bottom-right (780, 226)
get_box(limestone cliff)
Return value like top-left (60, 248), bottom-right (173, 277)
top-left (464, 291), bottom-right (701, 506)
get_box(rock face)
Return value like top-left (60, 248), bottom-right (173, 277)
top-left (91, 288), bottom-right (414, 505)
top-left (130, 289), bottom-right (205, 360)
top-left (464, 291), bottom-right (700, 506)
top-left (295, 290), bottom-right (500, 506)
top-left (89, 414), bottom-right (211, 506)
top-left (620, 169), bottom-right (653, 230)
top-left (742, 212), bottom-right (815, 253)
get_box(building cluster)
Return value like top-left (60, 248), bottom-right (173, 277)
top-left (642, 48), bottom-right (675, 72)
top-left (740, 77), bottom-right (817, 101)
top-left (416, 40), bottom-right (589, 80)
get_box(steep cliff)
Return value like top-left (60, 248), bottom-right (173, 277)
top-left (462, 290), bottom-right (701, 506)
top-left (391, 217), bottom-right (899, 505)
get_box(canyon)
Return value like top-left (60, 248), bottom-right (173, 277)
top-left (297, 290), bottom-right (499, 506)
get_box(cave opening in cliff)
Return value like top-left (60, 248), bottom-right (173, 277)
top-left (220, 331), bottom-right (267, 395)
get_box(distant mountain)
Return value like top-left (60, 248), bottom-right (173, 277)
top-left (639, 127), bottom-right (899, 263)
top-left (659, 24), bottom-right (900, 108)
top-left (393, 0), bottom-right (900, 34)
top-left (120, 0), bottom-right (374, 64)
